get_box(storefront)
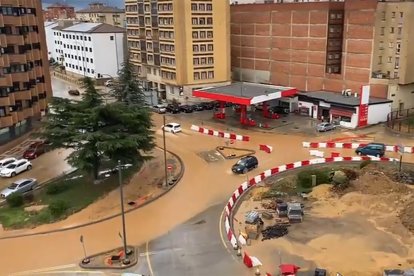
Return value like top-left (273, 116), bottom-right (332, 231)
top-left (297, 91), bottom-right (392, 129)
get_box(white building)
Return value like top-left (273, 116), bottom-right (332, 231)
top-left (44, 21), bottom-right (58, 60)
top-left (52, 22), bottom-right (125, 79)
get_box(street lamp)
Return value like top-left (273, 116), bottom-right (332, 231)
top-left (118, 160), bottom-right (131, 264)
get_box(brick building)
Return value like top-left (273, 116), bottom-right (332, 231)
top-left (230, 0), bottom-right (388, 98)
top-left (0, 1), bottom-right (52, 141)
top-left (43, 3), bottom-right (76, 21)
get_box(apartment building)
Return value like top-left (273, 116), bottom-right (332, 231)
top-left (76, 2), bottom-right (125, 27)
top-left (43, 3), bottom-right (76, 21)
top-left (231, 0), bottom-right (414, 109)
top-left (52, 22), bottom-right (125, 79)
top-left (125, 0), bottom-right (231, 102)
top-left (371, 1), bottom-right (414, 110)
top-left (0, 1), bottom-right (52, 140)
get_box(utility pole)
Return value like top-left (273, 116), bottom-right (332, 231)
top-left (118, 160), bottom-right (130, 264)
top-left (163, 115), bottom-right (168, 188)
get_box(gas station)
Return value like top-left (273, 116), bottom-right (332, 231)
top-left (192, 82), bottom-right (298, 126)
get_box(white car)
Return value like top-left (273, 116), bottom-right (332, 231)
top-left (0, 159), bottom-right (32, 178)
top-left (163, 123), bottom-right (182, 134)
top-left (0, 157), bottom-right (17, 169)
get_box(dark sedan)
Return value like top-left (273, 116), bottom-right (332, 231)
top-left (191, 104), bottom-right (205, 111)
top-left (166, 104), bottom-right (181, 114)
top-left (179, 105), bottom-right (194, 113)
top-left (232, 155), bottom-right (258, 174)
top-left (201, 102), bottom-right (215, 110)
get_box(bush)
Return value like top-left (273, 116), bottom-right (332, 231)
top-left (297, 169), bottom-right (331, 189)
top-left (48, 200), bottom-right (70, 217)
top-left (6, 193), bottom-right (24, 208)
top-left (46, 183), bottom-right (69, 195)
top-left (332, 171), bottom-right (348, 185)
top-left (360, 160), bottom-right (372, 169)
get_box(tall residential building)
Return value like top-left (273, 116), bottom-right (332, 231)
top-left (76, 2), bottom-right (125, 27)
top-left (230, 0), bottom-right (414, 109)
top-left (43, 2), bottom-right (76, 21)
top-left (371, 1), bottom-right (414, 110)
top-left (125, 0), bottom-right (231, 102)
top-left (0, 1), bottom-right (52, 138)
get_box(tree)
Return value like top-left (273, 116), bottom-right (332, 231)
top-left (110, 58), bottom-right (145, 105)
top-left (42, 76), bottom-right (154, 180)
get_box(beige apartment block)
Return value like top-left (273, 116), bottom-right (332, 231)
top-left (76, 2), bottom-right (125, 27)
top-left (0, 0), bottom-right (52, 138)
top-left (125, 0), bottom-right (231, 102)
top-left (371, 1), bottom-right (414, 110)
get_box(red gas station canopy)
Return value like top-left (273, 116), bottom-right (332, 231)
top-left (192, 82), bottom-right (297, 105)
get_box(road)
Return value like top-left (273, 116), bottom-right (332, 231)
top-left (2, 112), bottom-right (414, 275)
top-left (51, 76), bottom-right (83, 100)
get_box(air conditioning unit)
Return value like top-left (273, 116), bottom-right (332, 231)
top-left (345, 89), bottom-right (352, 97)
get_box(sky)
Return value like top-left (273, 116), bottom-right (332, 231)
top-left (42, 0), bottom-right (124, 10)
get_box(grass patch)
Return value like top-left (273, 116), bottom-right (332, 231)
top-left (0, 163), bottom-right (140, 229)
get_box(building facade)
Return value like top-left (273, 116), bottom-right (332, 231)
top-left (371, 1), bottom-right (414, 110)
top-left (0, 1), bottom-right (52, 140)
top-left (43, 3), bottom-right (76, 21)
top-left (125, 0), bottom-right (231, 102)
top-left (76, 2), bottom-right (125, 27)
top-left (52, 23), bottom-right (125, 79)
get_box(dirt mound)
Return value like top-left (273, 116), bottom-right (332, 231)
top-left (400, 200), bottom-right (414, 232)
top-left (309, 184), bottom-right (332, 200)
top-left (352, 169), bottom-right (410, 195)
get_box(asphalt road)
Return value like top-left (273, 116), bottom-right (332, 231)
top-left (51, 77), bottom-right (82, 100)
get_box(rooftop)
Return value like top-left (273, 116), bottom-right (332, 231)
top-left (298, 91), bottom-right (393, 106)
top-left (52, 22), bottom-right (125, 33)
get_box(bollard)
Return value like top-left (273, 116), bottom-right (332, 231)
top-left (255, 267), bottom-right (261, 275)
top-left (311, 174), bottom-right (317, 187)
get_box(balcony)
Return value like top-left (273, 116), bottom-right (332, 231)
top-left (0, 116), bottom-right (14, 128)
top-left (11, 72), bottom-right (29, 82)
top-left (34, 66), bottom-right (44, 76)
top-left (6, 35), bottom-right (24, 45)
top-left (0, 97), bottom-right (11, 107)
top-left (26, 32), bottom-right (39, 44)
top-left (0, 75), bottom-right (12, 87)
top-left (8, 54), bottom-right (27, 64)
top-left (13, 90), bottom-right (32, 101)
top-left (2, 15), bottom-right (22, 26)
top-left (0, 34), bottom-right (6, 45)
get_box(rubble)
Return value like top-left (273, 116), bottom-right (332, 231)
top-left (392, 171), bottom-right (414, 185)
top-left (261, 224), bottom-right (289, 241)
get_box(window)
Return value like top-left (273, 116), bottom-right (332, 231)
top-left (381, 11), bottom-right (386, 21)
top-left (390, 27), bottom-right (394, 34)
top-left (199, 18), bottom-right (205, 25)
top-left (398, 27), bottom-right (402, 35)
top-left (380, 27), bottom-right (385, 36)
top-left (192, 31), bottom-right (198, 39)
top-left (378, 56), bottom-right (382, 64)
top-left (193, 58), bottom-right (199, 65)
top-left (194, 72), bottom-right (200, 80)
top-left (89, 48), bottom-right (92, 52)
top-left (110, 36), bottom-right (114, 40)
top-left (400, 12), bottom-right (403, 18)
top-left (388, 56), bottom-right (392, 63)
top-left (395, 57), bottom-right (400, 69)
top-left (379, 41), bottom-right (384, 49)
top-left (193, 45), bottom-right (199, 52)
top-left (89, 37), bottom-right (91, 41)
top-left (90, 58), bottom-right (93, 63)
top-left (208, 71), bottom-right (214, 79)
top-left (206, 4), bottom-right (212, 11)
top-left (191, 4), bottom-right (197, 11)
top-left (207, 31), bottom-right (213, 38)
top-left (392, 12), bottom-right (395, 18)
top-left (192, 18), bottom-right (198, 25)
top-left (200, 45), bottom-right (206, 51)
top-left (208, 57), bottom-right (213, 64)
top-left (201, 72), bottom-right (207, 79)
top-left (389, 42), bottom-right (394, 48)
top-left (199, 4), bottom-right (205, 11)
top-left (207, 18), bottom-right (213, 25)
top-left (200, 31), bottom-right (206, 38)
top-left (208, 44), bottom-right (213, 51)
top-left (396, 42), bottom-right (401, 54)
top-left (201, 58), bottom-right (206, 64)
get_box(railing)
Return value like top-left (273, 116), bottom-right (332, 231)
top-left (387, 108), bottom-right (414, 134)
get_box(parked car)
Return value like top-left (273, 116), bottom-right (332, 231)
top-left (153, 104), bottom-right (167, 114)
top-left (166, 104), bottom-right (181, 114)
top-left (191, 103), bottom-right (205, 111)
top-left (201, 102), bottom-right (215, 110)
top-left (23, 141), bottom-right (46, 159)
top-left (68, 89), bottom-right (80, 96)
top-left (179, 105), bottom-right (193, 113)
top-left (105, 80), bottom-right (113, 87)
top-left (162, 123), bottom-right (182, 134)
top-left (316, 122), bottom-right (336, 132)
top-left (0, 159), bottom-right (32, 178)
top-left (232, 155), bottom-right (258, 174)
top-left (0, 157), bottom-right (17, 169)
top-left (355, 143), bottom-right (386, 157)
top-left (269, 106), bottom-right (289, 115)
top-left (0, 178), bottom-right (38, 198)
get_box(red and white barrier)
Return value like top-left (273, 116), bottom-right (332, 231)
top-left (190, 125), bottom-right (250, 142)
top-left (302, 141), bottom-right (414, 153)
top-left (259, 144), bottom-right (273, 154)
top-left (223, 156), bottom-right (398, 273)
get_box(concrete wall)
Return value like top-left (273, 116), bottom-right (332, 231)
top-left (387, 83), bottom-right (414, 110)
top-left (367, 103), bottom-right (391, 124)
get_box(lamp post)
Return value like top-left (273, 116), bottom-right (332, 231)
top-left (118, 160), bottom-right (131, 264)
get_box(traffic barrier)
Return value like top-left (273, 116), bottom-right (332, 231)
top-left (302, 141), bottom-right (414, 153)
top-left (223, 156), bottom-right (399, 274)
top-left (259, 144), bottom-right (272, 154)
top-left (190, 125), bottom-right (250, 142)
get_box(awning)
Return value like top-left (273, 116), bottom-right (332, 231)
top-left (330, 108), bottom-right (354, 117)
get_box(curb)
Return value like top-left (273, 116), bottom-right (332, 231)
top-left (190, 124), bottom-right (250, 141)
top-left (79, 246), bottom-right (137, 270)
top-left (302, 141), bottom-right (414, 153)
top-left (222, 156), bottom-right (400, 272)
top-left (216, 146), bottom-right (256, 160)
top-left (0, 146), bottom-right (184, 240)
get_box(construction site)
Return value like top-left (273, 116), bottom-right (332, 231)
top-left (233, 162), bottom-right (414, 275)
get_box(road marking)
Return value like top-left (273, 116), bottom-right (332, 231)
top-left (11, 264), bottom-right (78, 275)
top-left (218, 208), bottom-right (238, 261)
top-left (146, 241), bottom-right (155, 276)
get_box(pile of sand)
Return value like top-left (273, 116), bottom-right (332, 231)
top-left (309, 184), bottom-right (333, 200)
top-left (352, 169), bottom-right (411, 195)
top-left (400, 200), bottom-right (414, 232)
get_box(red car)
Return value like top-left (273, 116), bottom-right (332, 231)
top-left (23, 141), bottom-right (46, 159)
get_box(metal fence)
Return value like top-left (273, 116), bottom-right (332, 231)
top-left (387, 108), bottom-right (414, 134)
